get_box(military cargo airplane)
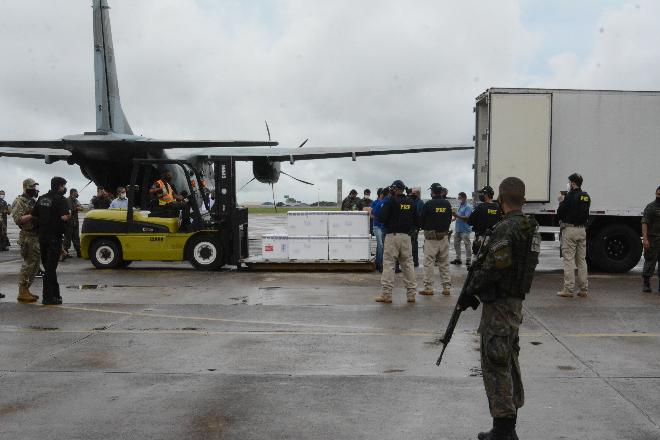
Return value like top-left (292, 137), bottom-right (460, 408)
top-left (0, 0), bottom-right (472, 196)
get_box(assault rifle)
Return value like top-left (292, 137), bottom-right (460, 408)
top-left (435, 232), bottom-right (489, 366)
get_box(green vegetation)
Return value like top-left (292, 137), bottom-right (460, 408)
top-left (246, 206), bottom-right (340, 214)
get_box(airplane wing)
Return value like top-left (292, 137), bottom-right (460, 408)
top-left (0, 137), bottom-right (277, 150)
top-left (195, 144), bottom-right (473, 162)
top-left (0, 145), bottom-right (72, 162)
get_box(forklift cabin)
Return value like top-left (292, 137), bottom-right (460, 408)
top-left (80, 156), bottom-right (249, 270)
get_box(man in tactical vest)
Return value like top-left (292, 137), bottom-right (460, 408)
top-left (419, 183), bottom-right (453, 296)
top-left (457, 177), bottom-right (540, 440)
top-left (557, 173), bottom-right (591, 297)
top-left (375, 180), bottom-right (420, 303)
top-left (11, 178), bottom-right (41, 303)
top-left (0, 189), bottom-right (10, 251)
top-left (32, 177), bottom-right (71, 305)
top-left (150, 168), bottom-right (185, 218)
top-left (641, 185), bottom-right (660, 292)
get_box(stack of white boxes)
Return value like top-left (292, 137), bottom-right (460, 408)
top-left (261, 211), bottom-right (371, 262)
top-left (327, 212), bottom-right (371, 261)
top-left (287, 212), bottom-right (329, 261)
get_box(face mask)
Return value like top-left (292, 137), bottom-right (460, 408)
top-left (119, 193), bottom-right (127, 199)
top-left (26, 189), bottom-right (37, 198)
top-left (61, 187), bottom-right (67, 195)
top-left (0, 195), bottom-right (4, 200)
top-left (656, 196), bottom-right (660, 204)
top-left (478, 194), bottom-right (486, 202)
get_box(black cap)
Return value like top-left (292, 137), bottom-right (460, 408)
top-left (50, 176), bottom-right (67, 191)
top-left (479, 185), bottom-right (494, 197)
top-left (349, 189), bottom-right (358, 195)
top-left (429, 183), bottom-right (443, 192)
top-left (390, 180), bottom-right (405, 189)
top-left (364, 189), bottom-right (371, 195)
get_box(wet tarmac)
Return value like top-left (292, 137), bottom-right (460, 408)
top-left (0, 214), bottom-right (658, 439)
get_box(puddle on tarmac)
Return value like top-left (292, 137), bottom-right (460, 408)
top-left (66, 284), bottom-right (183, 290)
top-left (530, 341), bottom-right (543, 346)
top-left (259, 286), bottom-right (281, 291)
top-left (93, 326), bottom-right (108, 331)
top-left (67, 284), bottom-right (108, 290)
top-left (557, 365), bottom-right (576, 371)
top-left (468, 367), bottom-right (483, 377)
top-left (26, 326), bottom-right (58, 331)
top-left (383, 369), bottom-right (406, 374)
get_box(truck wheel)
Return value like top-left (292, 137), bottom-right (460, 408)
top-left (187, 235), bottom-right (223, 270)
top-left (589, 224), bottom-right (642, 273)
top-left (118, 260), bottom-right (132, 268)
top-left (89, 239), bottom-right (122, 269)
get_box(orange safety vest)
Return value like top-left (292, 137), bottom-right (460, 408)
top-left (155, 180), bottom-right (175, 206)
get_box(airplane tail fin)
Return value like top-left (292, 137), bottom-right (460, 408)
top-left (93, 0), bottom-right (132, 135)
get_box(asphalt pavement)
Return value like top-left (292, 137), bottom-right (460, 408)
top-left (0, 214), bottom-right (658, 440)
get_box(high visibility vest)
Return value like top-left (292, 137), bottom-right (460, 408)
top-left (155, 180), bottom-right (175, 206)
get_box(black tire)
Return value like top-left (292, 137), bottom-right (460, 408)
top-left (589, 224), bottom-right (642, 273)
top-left (89, 239), bottom-right (123, 269)
top-left (118, 260), bottom-right (132, 268)
top-left (186, 235), bottom-right (223, 271)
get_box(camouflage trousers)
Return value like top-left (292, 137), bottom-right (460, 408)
top-left (0, 218), bottom-right (8, 247)
top-left (642, 237), bottom-right (660, 278)
top-left (479, 297), bottom-right (524, 418)
top-left (18, 231), bottom-right (40, 288)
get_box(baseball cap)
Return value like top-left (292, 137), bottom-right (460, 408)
top-left (23, 178), bottom-right (38, 189)
top-left (429, 183), bottom-right (443, 191)
top-left (479, 185), bottom-right (494, 197)
top-left (390, 180), bottom-right (405, 189)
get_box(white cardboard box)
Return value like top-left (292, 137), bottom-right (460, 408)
top-left (329, 236), bottom-right (371, 261)
top-left (328, 211), bottom-right (370, 236)
top-left (261, 235), bottom-right (289, 260)
top-left (287, 212), bottom-right (329, 236)
top-left (288, 236), bottom-right (329, 261)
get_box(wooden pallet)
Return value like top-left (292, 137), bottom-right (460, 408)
top-left (241, 258), bottom-right (375, 272)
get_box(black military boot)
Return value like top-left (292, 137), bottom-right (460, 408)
top-left (642, 277), bottom-right (651, 293)
top-left (478, 417), bottom-right (518, 440)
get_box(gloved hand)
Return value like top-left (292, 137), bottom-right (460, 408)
top-left (457, 293), bottom-right (480, 311)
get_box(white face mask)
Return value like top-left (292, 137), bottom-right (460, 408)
top-left (118, 193), bottom-right (127, 199)
top-left (0, 195), bottom-right (4, 200)
top-left (566, 183), bottom-right (571, 191)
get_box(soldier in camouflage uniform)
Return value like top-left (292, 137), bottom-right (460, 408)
top-left (11, 178), bottom-right (41, 303)
top-left (642, 185), bottom-right (660, 292)
top-left (0, 189), bottom-right (10, 250)
top-left (457, 177), bottom-right (540, 440)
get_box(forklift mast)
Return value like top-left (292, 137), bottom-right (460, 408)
top-left (212, 157), bottom-right (249, 266)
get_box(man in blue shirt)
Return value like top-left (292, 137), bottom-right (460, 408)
top-left (451, 191), bottom-right (473, 268)
top-left (371, 187), bottom-right (389, 272)
top-left (109, 187), bottom-right (129, 209)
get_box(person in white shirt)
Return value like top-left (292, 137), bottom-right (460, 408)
top-left (109, 187), bottom-right (128, 209)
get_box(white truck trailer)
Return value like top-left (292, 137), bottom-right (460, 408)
top-left (473, 88), bottom-right (659, 273)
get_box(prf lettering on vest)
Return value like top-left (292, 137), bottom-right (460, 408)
top-left (435, 207), bottom-right (447, 213)
top-left (487, 209), bottom-right (498, 215)
top-left (400, 204), bottom-right (411, 210)
top-left (580, 195), bottom-right (590, 202)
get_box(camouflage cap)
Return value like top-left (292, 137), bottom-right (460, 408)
top-left (23, 178), bottom-right (38, 189)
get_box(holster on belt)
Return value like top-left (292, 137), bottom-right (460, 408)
top-left (424, 230), bottom-right (448, 240)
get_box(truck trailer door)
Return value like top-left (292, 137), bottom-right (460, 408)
top-left (488, 93), bottom-right (552, 202)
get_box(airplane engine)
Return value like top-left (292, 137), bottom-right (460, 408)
top-left (252, 159), bottom-right (281, 184)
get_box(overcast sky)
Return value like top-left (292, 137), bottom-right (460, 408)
top-left (1, 0), bottom-right (658, 204)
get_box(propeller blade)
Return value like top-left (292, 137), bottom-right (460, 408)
top-left (264, 120), bottom-right (271, 143)
top-left (281, 171), bottom-right (314, 186)
top-left (238, 177), bottom-right (257, 192)
top-left (271, 183), bottom-right (277, 213)
top-left (81, 180), bottom-right (94, 191)
top-left (297, 138), bottom-right (309, 148)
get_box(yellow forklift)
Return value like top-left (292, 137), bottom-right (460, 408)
top-left (80, 157), bottom-right (248, 270)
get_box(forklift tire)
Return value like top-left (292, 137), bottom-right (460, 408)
top-left (187, 235), bottom-right (223, 270)
top-left (89, 239), bottom-right (123, 269)
top-left (118, 260), bottom-right (133, 269)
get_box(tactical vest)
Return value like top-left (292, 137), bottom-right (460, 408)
top-left (504, 214), bottom-right (540, 298)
